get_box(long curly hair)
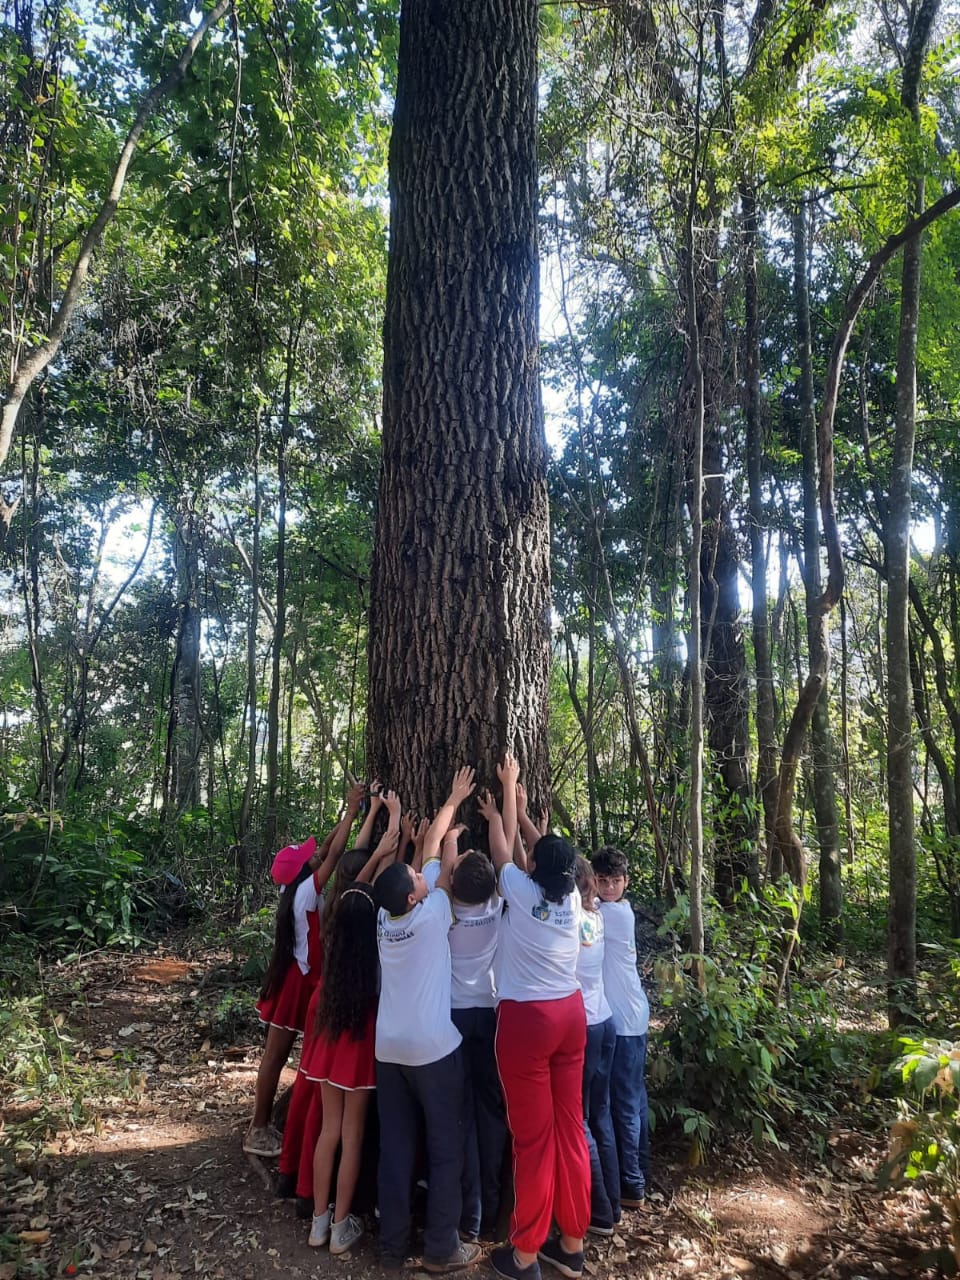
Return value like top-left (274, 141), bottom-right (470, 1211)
top-left (316, 883), bottom-right (379, 1042)
top-left (259, 860), bottom-right (314, 1001)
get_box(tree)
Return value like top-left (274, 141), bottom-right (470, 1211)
top-left (367, 0), bottom-right (551, 821)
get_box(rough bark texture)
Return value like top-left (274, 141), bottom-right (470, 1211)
top-left (794, 207), bottom-right (842, 939)
top-left (367, 0), bottom-right (551, 825)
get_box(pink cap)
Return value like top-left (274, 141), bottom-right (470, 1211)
top-left (270, 836), bottom-right (317, 885)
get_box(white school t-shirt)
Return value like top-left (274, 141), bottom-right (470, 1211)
top-left (423, 859), bottom-right (501, 1009)
top-left (291, 872), bottom-right (321, 975)
top-left (598, 899), bottom-right (649, 1036)
top-left (375, 887), bottom-right (462, 1067)
top-left (494, 862), bottom-right (582, 1004)
top-left (577, 907), bottom-right (612, 1027)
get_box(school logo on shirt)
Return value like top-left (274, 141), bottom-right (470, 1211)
top-left (532, 900), bottom-right (551, 921)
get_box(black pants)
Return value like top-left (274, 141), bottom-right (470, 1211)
top-left (376, 1048), bottom-right (465, 1263)
top-left (452, 1006), bottom-right (507, 1235)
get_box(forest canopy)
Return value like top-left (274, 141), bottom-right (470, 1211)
top-left (1, 0), bottom-right (959, 1018)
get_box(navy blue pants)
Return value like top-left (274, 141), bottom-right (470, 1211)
top-left (452, 1005), bottom-right (507, 1236)
top-left (376, 1049), bottom-right (465, 1264)
top-left (610, 1032), bottom-right (649, 1200)
top-left (583, 1016), bottom-right (620, 1227)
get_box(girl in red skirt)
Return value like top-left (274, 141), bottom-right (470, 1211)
top-left (301, 881), bottom-right (380, 1255)
top-left (276, 794), bottom-right (403, 1202)
top-left (244, 786), bottom-right (365, 1158)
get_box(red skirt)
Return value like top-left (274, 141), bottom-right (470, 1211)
top-left (301, 1007), bottom-right (376, 1090)
top-left (257, 962), bottom-right (318, 1033)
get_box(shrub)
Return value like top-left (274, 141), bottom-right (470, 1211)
top-left (885, 1037), bottom-right (960, 1274)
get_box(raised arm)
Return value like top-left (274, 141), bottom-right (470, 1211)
top-left (353, 780), bottom-right (384, 850)
top-left (421, 767), bottom-right (476, 864)
top-left (497, 752), bottom-right (520, 855)
top-left (355, 790), bottom-right (402, 883)
top-left (411, 816), bottom-right (430, 871)
top-left (477, 789), bottom-right (511, 871)
top-left (436, 823), bottom-right (466, 894)
top-left (516, 780), bottom-right (542, 857)
top-left (311, 780), bottom-right (367, 892)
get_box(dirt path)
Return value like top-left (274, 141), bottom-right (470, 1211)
top-left (0, 950), bottom-right (939, 1280)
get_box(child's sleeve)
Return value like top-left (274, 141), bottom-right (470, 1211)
top-left (423, 858), bottom-right (442, 892)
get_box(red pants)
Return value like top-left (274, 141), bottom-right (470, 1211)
top-left (495, 993), bottom-right (590, 1253)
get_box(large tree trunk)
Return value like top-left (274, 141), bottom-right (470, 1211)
top-left (794, 205), bottom-right (842, 942)
top-left (367, 0), bottom-right (551, 824)
top-left (887, 0), bottom-right (941, 1026)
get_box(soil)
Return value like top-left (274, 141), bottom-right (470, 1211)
top-left (0, 947), bottom-right (944, 1280)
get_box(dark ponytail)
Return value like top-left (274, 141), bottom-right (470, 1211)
top-left (531, 834), bottom-right (578, 905)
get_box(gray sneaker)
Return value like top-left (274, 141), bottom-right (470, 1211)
top-left (423, 1241), bottom-right (482, 1273)
top-left (308, 1207), bottom-right (332, 1248)
top-left (330, 1213), bottom-right (364, 1255)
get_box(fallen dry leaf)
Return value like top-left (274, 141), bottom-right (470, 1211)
top-left (18, 1229), bottom-right (51, 1244)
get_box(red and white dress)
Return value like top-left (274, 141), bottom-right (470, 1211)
top-left (256, 872), bottom-right (324, 1033)
top-left (301, 999), bottom-right (377, 1091)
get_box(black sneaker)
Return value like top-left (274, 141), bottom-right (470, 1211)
top-left (586, 1221), bottom-right (614, 1237)
top-left (537, 1239), bottom-right (583, 1280)
top-left (490, 1246), bottom-right (542, 1280)
top-left (275, 1172), bottom-right (297, 1199)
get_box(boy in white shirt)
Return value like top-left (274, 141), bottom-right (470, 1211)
top-left (591, 845), bottom-right (650, 1208)
top-left (424, 820), bottom-right (507, 1240)
top-left (373, 767), bottom-right (482, 1273)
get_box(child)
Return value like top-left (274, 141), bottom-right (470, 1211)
top-left (424, 816), bottom-right (506, 1240)
top-left (276, 793), bottom-right (401, 1201)
top-left (244, 786), bottom-right (365, 1157)
top-left (373, 767), bottom-right (482, 1274)
top-left (488, 754), bottom-right (590, 1280)
top-left (590, 845), bottom-right (650, 1209)
top-left (574, 856), bottom-right (620, 1236)
top-left (301, 881), bottom-right (380, 1254)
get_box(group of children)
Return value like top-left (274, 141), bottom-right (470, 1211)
top-left (242, 756), bottom-right (650, 1280)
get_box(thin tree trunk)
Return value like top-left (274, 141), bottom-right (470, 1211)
top-left (264, 329), bottom-right (298, 856)
top-left (887, 0), bottom-right (941, 1027)
top-left (743, 180), bottom-right (778, 864)
top-left (794, 204), bottom-right (842, 942)
top-left (0, 0), bottom-right (232, 481)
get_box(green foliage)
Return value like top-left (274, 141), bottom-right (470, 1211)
top-left (651, 890), bottom-right (876, 1161)
top-left (0, 809), bottom-right (156, 949)
top-left (886, 1035), bottom-right (960, 1274)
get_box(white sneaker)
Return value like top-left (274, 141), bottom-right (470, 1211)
top-left (308, 1207), bottom-right (332, 1247)
top-left (329, 1213), bottom-right (364, 1255)
top-left (242, 1124), bottom-right (282, 1157)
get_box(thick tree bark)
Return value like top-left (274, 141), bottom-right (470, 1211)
top-left (367, 0), bottom-right (551, 824)
top-left (794, 205), bottom-right (842, 940)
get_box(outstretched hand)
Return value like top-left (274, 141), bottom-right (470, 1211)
top-left (497, 751), bottom-right (520, 790)
top-left (476, 789), bottom-right (499, 823)
top-left (449, 766), bottom-right (477, 807)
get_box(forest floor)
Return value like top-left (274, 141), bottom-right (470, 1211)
top-left (0, 943), bottom-right (945, 1280)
